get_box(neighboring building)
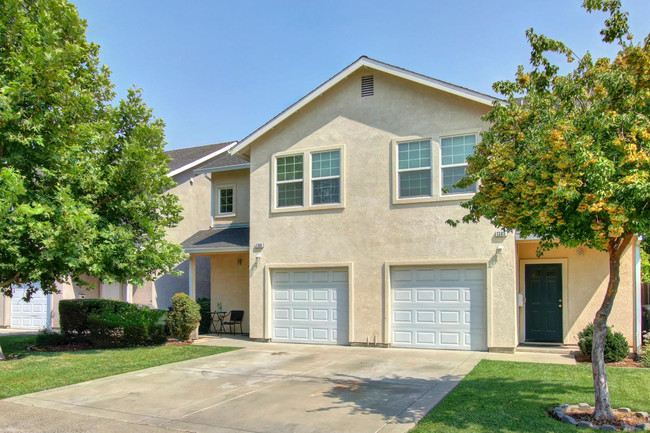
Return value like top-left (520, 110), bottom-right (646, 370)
top-left (182, 56), bottom-right (643, 353)
top-left (0, 141), bottom-right (240, 329)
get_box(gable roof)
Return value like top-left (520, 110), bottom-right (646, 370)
top-left (166, 141), bottom-right (237, 177)
top-left (230, 56), bottom-right (499, 157)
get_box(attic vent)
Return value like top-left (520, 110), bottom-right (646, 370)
top-left (361, 75), bottom-right (374, 97)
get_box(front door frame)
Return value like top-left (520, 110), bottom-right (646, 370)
top-left (518, 258), bottom-right (568, 345)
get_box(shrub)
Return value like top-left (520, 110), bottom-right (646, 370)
top-left (641, 331), bottom-right (650, 368)
top-left (59, 299), bottom-right (128, 337)
top-left (35, 329), bottom-right (68, 347)
top-left (59, 299), bottom-right (166, 348)
top-left (197, 297), bottom-right (212, 334)
top-left (578, 322), bottom-right (630, 363)
top-left (167, 293), bottom-right (201, 341)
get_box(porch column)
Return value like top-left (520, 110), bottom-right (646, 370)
top-left (189, 254), bottom-right (197, 301)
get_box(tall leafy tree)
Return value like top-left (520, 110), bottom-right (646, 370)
top-left (0, 0), bottom-right (185, 358)
top-left (452, 0), bottom-right (649, 421)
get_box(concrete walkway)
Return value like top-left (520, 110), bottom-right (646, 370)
top-left (3, 337), bottom-right (575, 433)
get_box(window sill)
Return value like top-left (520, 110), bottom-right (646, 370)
top-left (271, 203), bottom-right (345, 214)
top-left (215, 213), bottom-right (236, 218)
top-left (392, 193), bottom-right (474, 205)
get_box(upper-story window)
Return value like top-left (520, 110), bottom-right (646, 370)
top-left (276, 155), bottom-right (304, 207)
top-left (312, 150), bottom-right (341, 204)
top-left (393, 132), bottom-right (479, 204)
top-left (440, 134), bottom-right (477, 195)
top-left (272, 146), bottom-right (345, 212)
top-left (218, 187), bottom-right (234, 215)
top-left (397, 140), bottom-right (432, 198)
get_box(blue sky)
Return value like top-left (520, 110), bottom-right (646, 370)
top-left (72, 1), bottom-right (650, 150)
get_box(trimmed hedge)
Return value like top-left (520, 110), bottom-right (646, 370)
top-left (59, 299), bottom-right (167, 348)
top-left (578, 322), bottom-right (630, 363)
top-left (197, 297), bottom-right (212, 334)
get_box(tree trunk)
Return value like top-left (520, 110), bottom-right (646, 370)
top-left (0, 344), bottom-right (5, 361)
top-left (591, 233), bottom-right (633, 422)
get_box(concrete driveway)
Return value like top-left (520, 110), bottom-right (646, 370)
top-left (4, 338), bottom-right (574, 433)
top-left (5, 339), bottom-right (480, 433)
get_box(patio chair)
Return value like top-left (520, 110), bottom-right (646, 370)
top-left (223, 310), bottom-right (244, 335)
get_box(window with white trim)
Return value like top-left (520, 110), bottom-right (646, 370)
top-left (397, 140), bottom-right (432, 198)
top-left (311, 150), bottom-right (341, 204)
top-left (217, 187), bottom-right (234, 215)
top-left (440, 134), bottom-right (477, 195)
top-left (276, 154), bottom-right (304, 207)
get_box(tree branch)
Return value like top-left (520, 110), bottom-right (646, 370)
top-left (0, 273), bottom-right (20, 289)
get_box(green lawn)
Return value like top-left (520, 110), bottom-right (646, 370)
top-left (412, 360), bottom-right (649, 433)
top-left (0, 335), bottom-right (237, 399)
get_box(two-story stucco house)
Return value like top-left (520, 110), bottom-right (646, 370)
top-left (181, 56), bottom-right (643, 353)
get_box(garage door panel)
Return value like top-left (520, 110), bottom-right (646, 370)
top-left (393, 289), bottom-right (412, 302)
top-left (274, 289), bottom-right (290, 301)
top-left (439, 289), bottom-right (460, 302)
top-left (416, 331), bottom-right (435, 344)
top-left (440, 269), bottom-right (460, 281)
top-left (391, 266), bottom-right (487, 351)
top-left (416, 289), bottom-right (435, 302)
top-left (416, 311), bottom-right (435, 323)
top-left (272, 269), bottom-right (348, 345)
top-left (393, 310), bottom-right (412, 323)
top-left (312, 309), bottom-right (328, 321)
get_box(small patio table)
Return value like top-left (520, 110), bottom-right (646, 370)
top-left (211, 311), bottom-right (230, 335)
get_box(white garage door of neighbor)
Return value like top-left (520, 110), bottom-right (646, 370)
top-left (101, 282), bottom-right (123, 300)
top-left (11, 284), bottom-right (49, 329)
top-left (391, 265), bottom-right (487, 351)
top-left (272, 268), bottom-right (349, 345)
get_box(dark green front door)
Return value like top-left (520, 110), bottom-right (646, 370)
top-left (525, 264), bottom-right (563, 342)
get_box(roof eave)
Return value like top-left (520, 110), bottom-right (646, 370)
top-left (193, 163), bottom-right (251, 175)
top-left (184, 246), bottom-right (249, 254)
top-left (168, 141), bottom-right (238, 177)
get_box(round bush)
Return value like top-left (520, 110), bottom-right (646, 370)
top-left (167, 293), bottom-right (201, 341)
top-left (578, 322), bottom-right (630, 363)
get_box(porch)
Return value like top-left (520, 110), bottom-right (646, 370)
top-left (182, 226), bottom-right (250, 334)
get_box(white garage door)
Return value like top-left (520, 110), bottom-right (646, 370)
top-left (391, 265), bottom-right (487, 351)
top-left (11, 283), bottom-right (49, 329)
top-left (272, 268), bottom-right (349, 345)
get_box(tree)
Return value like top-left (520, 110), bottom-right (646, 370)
top-left (451, 0), bottom-right (650, 422)
top-left (0, 0), bottom-right (186, 358)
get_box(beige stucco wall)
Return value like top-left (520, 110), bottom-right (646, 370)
top-left (210, 252), bottom-right (250, 333)
top-left (211, 168), bottom-right (250, 226)
top-left (247, 67), bottom-right (519, 349)
top-left (517, 241), bottom-right (635, 347)
top-left (167, 171), bottom-right (213, 243)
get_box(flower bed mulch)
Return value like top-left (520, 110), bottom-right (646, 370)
top-left (575, 353), bottom-right (646, 368)
top-left (566, 408), bottom-right (648, 429)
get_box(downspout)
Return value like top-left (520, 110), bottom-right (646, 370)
top-left (634, 237), bottom-right (643, 354)
top-left (46, 293), bottom-right (52, 331)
